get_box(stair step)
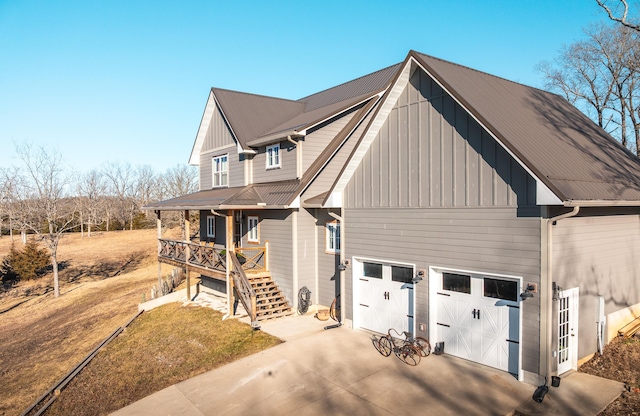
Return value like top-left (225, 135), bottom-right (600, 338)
top-left (256, 309), bottom-right (295, 321)
top-left (256, 292), bottom-right (285, 302)
top-left (257, 301), bottom-right (290, 312)
top-left (245, 271), bottom-right (271, 278)
top-left (256, 307), bottom-right (294, 320)
top-left (254, 286), bottom-right (278, 295)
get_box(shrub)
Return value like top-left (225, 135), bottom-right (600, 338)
top-left (1, 240), bottom-right (50, 282)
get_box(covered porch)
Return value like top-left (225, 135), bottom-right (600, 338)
top-left (149, 206), bottom-right (291, 328)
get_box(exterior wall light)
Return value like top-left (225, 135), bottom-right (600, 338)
top-left (552, 282), bottom-right (563, 301)
top-left (338, 259), bottom-right (350, 271)
top-left (520, 283), bottom-right (536, 300)
top-left (412, 269), bottom-right (426, 284)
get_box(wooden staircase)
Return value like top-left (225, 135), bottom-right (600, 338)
top-left (246, 272), bottom-right (294, 321)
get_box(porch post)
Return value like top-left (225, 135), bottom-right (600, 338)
top-left (184, 210), bottom-right (191, 301)
top-left (156, 210), bottom-right (162, 295)
top-left (225, 210), bottom-right (235, 318)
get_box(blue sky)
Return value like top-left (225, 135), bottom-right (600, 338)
top-left (0, 1), bottom-right (609, 175)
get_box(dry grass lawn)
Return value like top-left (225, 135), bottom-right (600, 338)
top-left (45, 303), bottom-right (280, 415)
top-left (0, 230), bottom-right (170, 415)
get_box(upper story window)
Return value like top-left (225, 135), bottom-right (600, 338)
top-left (206, 216), bottom-right (216, 238)
top-left (326, 221), bottom-right (340, 253)
top-left (247, 216), bottom-right (259, 243)
top-left (266, 144), bottom-right (280, 169)
top-left (212, 154), bottom-right (228, 187)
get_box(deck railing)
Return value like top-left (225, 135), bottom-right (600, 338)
top-left (229, 253), bottom-right (258, 327)
top-left (158, 239), bottom-right (226, 273)
top-left (158, 239), bottom-right (268, 275)
top-left (235, 244), bottom-right (268, 272)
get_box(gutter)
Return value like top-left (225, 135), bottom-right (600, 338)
top-left (544, 206), bottom-right (580, 385)
top-left (564, 199), bottom-right (640, 207)
top-left (328, 211), bottom-right (345, 327)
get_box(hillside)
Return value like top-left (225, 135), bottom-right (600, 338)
top-left (0, 230), bottom-right (163, 415)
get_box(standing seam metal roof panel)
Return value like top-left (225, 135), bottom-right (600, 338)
top-left (413, 51), bottom-right (640, 202)
top-left (297, 64), bottom-right (401, 112)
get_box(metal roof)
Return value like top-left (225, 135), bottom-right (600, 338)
top-left (143, 181), bottom-right (301, 211)
top-left (208, 64), bottom-right (400, 149)
top-left (297, 63), bottom-right (401, 112)
top-left (143, 187), bottom-right (244, 211)
top-left (412, 51), bottom-right (640, 203)
top-left (211, 88), bottom-right (304, 148)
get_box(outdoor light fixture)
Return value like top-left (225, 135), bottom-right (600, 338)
top-left (552, 282), bottom-right (563, 301)
top-left (338, 259), bottom-right (350, 271)
top-left (412, 269), bottom-right (426, 284)
top-left (520, 284), bottom-right (536, 300)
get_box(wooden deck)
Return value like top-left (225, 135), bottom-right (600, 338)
top-left (158, 239), bottom-right (267, 276)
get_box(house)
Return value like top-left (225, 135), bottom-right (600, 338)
top-left (145, 50), bottom-right (640, 385)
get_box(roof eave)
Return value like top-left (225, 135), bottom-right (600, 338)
top-left (246, 131), bottom-right (305, 147)
top-left (564, 199), bottom-right (640, 207)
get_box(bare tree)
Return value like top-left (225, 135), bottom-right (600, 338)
top-left (597, 0), bottom-right (640, 31)
top-left (539, 23), bottom-right (640, 155)
top-left (157, 164), bottom-right (198, 237)
top-left (15, 144), bottom-right (76, 298)
top-left (75, 169), bottom-right (107, 237)
top-left (0, 167), bottom-right (22, 240)
top-left (538, 37), bottom-right (614, 129)
top-left (103, 161), bottom-right (136, 231)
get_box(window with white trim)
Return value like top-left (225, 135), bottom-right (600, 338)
top-left (266, 144), bottom-right (280, 169)
top-left (326, 221), bottom-right (340, 253)
top-left (212, 154), bottom-right (228, 187)
top-left (247, 216), bottom-right (259, 243)
top-left (206, 216), bottom-right (215, 238)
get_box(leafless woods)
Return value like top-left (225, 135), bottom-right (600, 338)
top-left (0, 143), bottom-right (197, 296)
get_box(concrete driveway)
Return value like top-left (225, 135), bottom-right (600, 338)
top-left (111, 314), bottom-right (622, 416)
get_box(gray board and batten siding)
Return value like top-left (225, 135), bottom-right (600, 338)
top-left (552, 211), bottom-right (640, 358)
top-left (198, 102), bottom-right (243, 190)
top-left (343, 66), bottom-right (542, 375)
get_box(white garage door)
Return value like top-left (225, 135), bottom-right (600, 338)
top-left (357, 261), bottom-right (414, 335)
top-left (434, 271), bottom-right (520, 375)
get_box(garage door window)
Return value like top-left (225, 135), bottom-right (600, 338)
top-left (443, 272), bottom-right (471, 294)
top-left (391, 265), bottom-right (413, 284)
top-left (363, 262), bottom-right (383, 279)
top-left (483, 278), bottom-right (518, 301)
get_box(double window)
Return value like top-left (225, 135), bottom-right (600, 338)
top-left (212, 154), bottom-right (228, 187)
top-left (326, 221), bottom-right (340, 253)
top-left (247, 216), bottom-right (259, 243)
top-left (266, 144), bottom-right (280, 169)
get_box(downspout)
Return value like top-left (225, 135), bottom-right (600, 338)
top-left (287, 135), bottom-right (301, 179)
top-left (328, 211), bottom-right (345, 327)
top-left (212, 209), bottom-right (233, 320)
top-left (545, 205), bottom-right (580, 383)
top-left (291, 209), bottom-right (299, 311)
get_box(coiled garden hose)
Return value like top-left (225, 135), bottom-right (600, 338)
top-left (298, 286), bottom-right (311, 314)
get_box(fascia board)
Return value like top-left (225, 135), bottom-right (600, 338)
top-left (564, 199), bottom-right (640, 207)
top-left (322, 191), bottom-right (343, 208)
top-left (246, 131), bottom-right (304, 147)
top-left (188, 91), bottom-right (216, 165)
top-left (286, 196), bottom-right (301, 209)
top-left (298, 93), bottom-right (383, 135)
top-left (189, 90), bottom-right (245, 165)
